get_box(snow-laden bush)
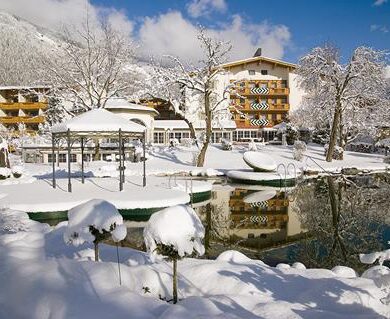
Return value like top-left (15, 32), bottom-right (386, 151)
top-left (293, 140), bottom-right (307, 161)
top-left (247, 140), bottom-right (257, 151)
top-left (64, 199), bottom-right (127, 261)
top-left (324, 144), bottom-right (344, 160)
top-left (360, 249), bottom-right (390, 305)
top-left (180, 138), bottom-right (193, 148)
top-left (11, 165), bottom-right (23, 178)
top-left (0, 167), bottom-right (11, 180)
top-left (144, 205), bottom-right (205, 303)
top-left (286, 124), bottom-right (299, 145)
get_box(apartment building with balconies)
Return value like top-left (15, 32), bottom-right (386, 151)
top-left (216, 49), bottom-right (305, 141)
top-left (0, 86), bottom-right (50, 134)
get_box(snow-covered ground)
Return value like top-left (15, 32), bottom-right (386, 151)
top-left (0, 210), bottom-right (388, 319)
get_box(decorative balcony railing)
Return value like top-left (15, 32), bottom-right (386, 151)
top-left (0, 102), bottom-right (47, 110)
top-left (230, 100), bottom-right (289, 111)
top-left (0, 116), bottom-right (45, 124)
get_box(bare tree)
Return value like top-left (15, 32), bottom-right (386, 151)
top-left (44, 18), bottom-right (138, 113)
top-left (296, 45), bottom-right (388, 161)
top-left (148, 28), bottom-right (240, 167)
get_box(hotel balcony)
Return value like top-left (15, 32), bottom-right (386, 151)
top-left (0, 102), bottom-right (48, 110)
top-left (0, 116), bottom-right (45, 124)
top-left (232, 80), bottom-right (289, 96)
top-left (230, 100), bottom-right (289, 111)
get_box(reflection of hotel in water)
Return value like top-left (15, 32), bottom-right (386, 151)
top-left (210, 186), bottom-right (304, 248)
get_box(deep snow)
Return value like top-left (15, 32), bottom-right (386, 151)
top-left (0, 209), bottom-right (389, 319)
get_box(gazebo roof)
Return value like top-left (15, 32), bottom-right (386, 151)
top-left (52, 109), bottom-right (145, 135)
top-left (105, 97), bottom-right (158, 114)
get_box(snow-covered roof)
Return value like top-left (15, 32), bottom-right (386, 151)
top-left (104, 98), bottom-right (158, 114)
top-left (154, 120), bottom-right (236, 130)
top-left (0, 85), bottom-right (51, 91)
top-left (52, 109), bottom-right (145, 134)
top-left (218, 56), bottom-right (297, 70)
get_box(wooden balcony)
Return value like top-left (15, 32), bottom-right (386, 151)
top-left (0, 102), bottom-right (47, 110)
top-left (234, 118), bottom-right (270, 128)
top-left (236, 87), bottom-right (289, 96)
top-left (230, 100), bottom-right (289, 111)
top-left (0, 116), bottom-right (45, 124)
top-left (232, 80), bottom-right (289, 96)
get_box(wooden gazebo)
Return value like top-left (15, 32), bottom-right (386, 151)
top-left (51, 109), bottom-right (146, 192)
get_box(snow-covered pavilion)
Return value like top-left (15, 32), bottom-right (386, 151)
top-left (51, 109), bottom-right (146, 192)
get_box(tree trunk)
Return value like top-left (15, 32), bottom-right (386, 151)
top-left (172, 258), bottom-right (178, 304)
top-left (338, 111), bottom-right (344, 160)
top-left (326, 101), bottom-right (342, 162)
top-left (204, 203), bottom-right (211, 256)
top-left (94, 242), bottom-right (99, 262)
top-left (196, 90), bottom-right (212, 167)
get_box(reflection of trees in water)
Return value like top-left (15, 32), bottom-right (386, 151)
top-left (294, 174), bottom-right (390, 271)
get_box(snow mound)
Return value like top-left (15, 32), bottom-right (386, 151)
top-left (0, 209), bottom-right (49, 234)
top-left (292, 262), bottom-right (306, 270)
top-left (190, 168), bottom-right (223, 177)
top-left (276, 263), bottom-right (291, 270)
top-left (143, 205), bottom-right (205, 259)
top-left (331, 266), bottom-right (358, 278)
top-left (243, 151), bottom-right (277, 172)
top-left (64, 199), bottom-right (126, 245)
top-left (362, 266), bottom-right (390, 289)
top-left (216, 250), bottom-right (252, 263)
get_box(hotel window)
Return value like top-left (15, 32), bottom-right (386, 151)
top-left (58, 154), bottom-right (66, 163)
top-left (239, 98), bottom-right (245, 104)
top-left (261, 70), bottom-right (268, 75)
top-left (70, 154), bottom-right (77, 163)
top-left (48, 154), bottom-right (56, 163)
top-left (272, 113), bottom-right (277, 121)
top-left (281, 80), bottom-right (287, 88)
top-left (260, 83), bottom-right (268, 89)
top-left (281, 97), bottom-right (288, 104)
top-left (244, 131), bottom-right (250, 138)
top-left (248, 70), bottom-right (255, 75)
top-left (237, 131), bottom-right (244, 140)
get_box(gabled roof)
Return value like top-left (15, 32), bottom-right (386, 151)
top-left (218, 56), bottom-right (297, 70)
top-left (52, 109), bottom-right (145, 134)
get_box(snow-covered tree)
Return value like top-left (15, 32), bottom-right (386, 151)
top-left (148, 27), bottom-right (240, 166)
top-left (44, 97), bottom-right (67, 126)
top-left (64, 199), bottom-right (127, 262)
top-left (144, 205), bottom-right (205, 304)
top-left (296, 45), bottom-right (389, 161)
top-left (44, 18), bottom-right (138, 113)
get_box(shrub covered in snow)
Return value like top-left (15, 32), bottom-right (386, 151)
top-left (64, 199), bottom-right (127, 261)
top-left (360, 249), bottom-right (390, 305)
top-left (180, 138), bottom-right (194, 148)
top-left (0, 167), bottom-right (11, 180)
top-left (293, 140), bottom-right (307, 161)
top-left (286, 123), bottom-right (299, 145)
top-left (11, 165), bottom-right (23, 178)
top-left (247, 140), bottom-right (257, 151)
top-left (144, 204), bottom-right (205, 303)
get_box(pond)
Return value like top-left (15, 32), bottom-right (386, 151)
top-left (32, 173), bottom-right (390, 271)
top-left (118, 173), bottom-right (390, 271)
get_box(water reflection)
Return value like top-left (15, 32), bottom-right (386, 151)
top-left (121, 174), bottom-right (390, 269)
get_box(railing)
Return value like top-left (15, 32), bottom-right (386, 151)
top-left (0, 116), bottom-right (45, 124)
top-left (230, 101), bottom-right (289, 111)
top-left (234, 118), bottom-right (271, 128)
top-left (237, 87), bottom-right (290, 96)
top-left (168, 173), bottom-right (194, 207)
top-left (0, 102), bottom-right (47, 110)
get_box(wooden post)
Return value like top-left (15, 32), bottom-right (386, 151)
top-left (81, 137), bottom-right (85, 184)
top-left (67, 129), bottom-right (72, 193)
top-left (118, 129), bottom-right (123, 191)
top-left (143, 130), bottom-right (146, 187)
top-left (122, 137), bottom-right (126, 185)
top-left (51, 133), bottom-right (56, 189)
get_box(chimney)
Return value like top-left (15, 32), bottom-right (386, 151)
top-left (253, 48), bottom-right (262, 57)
